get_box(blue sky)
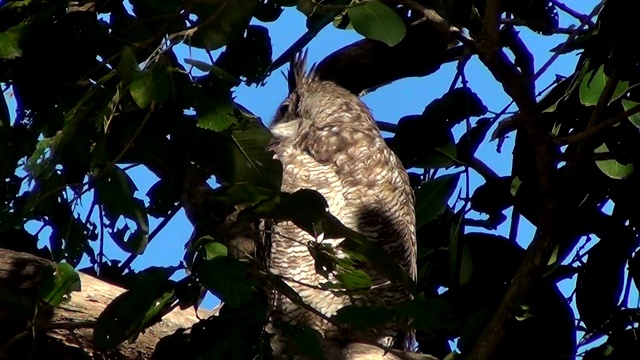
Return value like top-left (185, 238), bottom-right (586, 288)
top-left (6, 0), bottom-right (629, 352)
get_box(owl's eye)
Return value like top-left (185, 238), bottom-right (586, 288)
top-left (278, 103), bottom-right (290, 115)
top-left (278, 92), bottom-right (299, 117)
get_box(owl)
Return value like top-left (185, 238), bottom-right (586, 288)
top-left (264, 52), bottom-right (417, 356)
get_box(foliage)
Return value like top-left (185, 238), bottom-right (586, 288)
top-left (0, 0), bottom-right (639, 359)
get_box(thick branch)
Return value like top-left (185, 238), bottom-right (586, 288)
top-left (465, 1), bottom-right (560, 359)
top-left (0, 248), bottom-right (208, 359)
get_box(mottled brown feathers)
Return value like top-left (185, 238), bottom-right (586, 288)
top-left (265, 51), bottom-right (417, 357)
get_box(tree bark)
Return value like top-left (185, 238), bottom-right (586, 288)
top-left (0, 248), bottom-right (207, 359)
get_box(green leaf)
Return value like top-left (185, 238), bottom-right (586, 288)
top-left (594, 143), bottom-right (634, 179)
top-left (0, 23), bottom-right (27, 59)
top-left (621, 99), bottom-right (640, 128)
top-left (39, 263), bottom-right (81, 307)
top-left (201, 239), bottom-right (229, 260)
top-left (216, 117), bottom-right (283, 189)
top-left (578, 65), bottom-right (629, 107)
top-left (94, 267), bottom-right (178, 349)
top-left (347, 0), bottom-right (406, 46)
top-left (415, 173), bottom-right (461, 228)
top-left (328, 216), bottom-right (415, 295)
top-left (196, 256), bottom-right (255, 308)
top-left (129, 62), bottom-right (170, 109)
top-left (196, 99), bottom-right (238, 132)
top-left (579, 66), bottom-right (606, 106)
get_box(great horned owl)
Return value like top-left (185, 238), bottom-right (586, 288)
top-left (265, 52), bottom-right (417, 355)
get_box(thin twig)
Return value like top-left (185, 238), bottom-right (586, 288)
top-left (558, 103), bottom-right (640, 144)
top-left (551, 0), bottom-right (596, 27)
top-left (533, 2), bottom-right (603, 81)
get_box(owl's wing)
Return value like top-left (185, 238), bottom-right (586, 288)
top-left (299, 123), bottom-right (417, 280)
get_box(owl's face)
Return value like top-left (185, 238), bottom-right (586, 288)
top-left (270, 90), bottom-right (304, 140)
top-left (269, 52), bottom-right (377, 145)
top-left (270, 77), bottom-right (356, 142)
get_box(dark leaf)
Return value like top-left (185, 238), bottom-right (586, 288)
top-left (415, 173), bottom-right (461, 228)
top-left (423, 88), bottom-right (487, 126)
top-left (470, 176), bottom-right (514, 215)
top-left (456, 117), bottom-right (492, 162)
top-left (278, 323), bottom-right (325, 360)
top-left (332, 304), bottom-right (394, 331)
top-left (254, 0), bottom-right (284, 22)
top-left (576, 239), bottom-right (630, 330)
top-left (190, 0), bottom-right (259, 50)
top-left (395, 298), bottom-right (458, 333)
top-left (195, 256), bottom-right (255, 308)
top-left (94, 267), bottom-right (178, 349)
top-left (146, 179), bottom-right (181, 218)
top-left (216, 25), bottom-right (272, 84)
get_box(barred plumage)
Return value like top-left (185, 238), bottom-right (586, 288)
top-left (265, 51), bottom-right (417, 356)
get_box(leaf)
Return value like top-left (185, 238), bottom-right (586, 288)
top-left (0, 23), bottom-right (27, 59)
top-left (332, 304), bottom-right (394, 331)
top-left (278, 323), bottom-right (325, 360)
top-left (423, 88), bottom-right (488, 125)
top-left (470, 176), bottom-right (514, 215)
top-left (214, 117), bottom-right (283, 189)
top-left (201, 239), bottom-right (229, 260)
top-left (347, 0), bottom-right (406, 46)
top-left (95, 167), bottom-right (149, 253)
top-left (594, 143), bottom-right (634, 179)
top-left (189, 0), bottom-right (259, 50)
top-left (254, 0), bottom-right (284, 22)
top-left (415, 173), bottom-right (461, 228)
top-left (39, 263), bottom-right (81, 307)
top-left (456, 118), bottom-right (492, 163)
top-left (578, 65), bottom-right (629, 107)
top-left (629, 251), bottom-right (640, 296)
top-left (196, 98), bottom-right (238, 132)
top-left (129, 62), bottom-right (170, 109)
top-left (94, 267), bottom-right (178, 349)
top-left (116, 46), bottom-right (141, 82)
top-left (195, 256), bottom-right (255, 308)
top-left (575, 239), bottom-right (629, 330)
top-left (215, 25), bottom-right (272, 84)
top-left (184, 58), bottom-right (214, 72)
top-left (579, 66), bottom-right (606, 106)
top-left (146, 179), bottom-right (181, 217)
top-left (621, 99), bottom-right (640, 128)
top-left (330, 216), bottom-right (416, 295)
top-left (302, 0), bottom-right (350, 31)
top-left (395, 298), bottom-right (458, 333)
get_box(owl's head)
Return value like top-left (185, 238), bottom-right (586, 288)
top-left (269, 51), bottom-right (365, 141)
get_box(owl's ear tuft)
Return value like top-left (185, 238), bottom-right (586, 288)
top-left (288, 49), bottom-right (316, 92)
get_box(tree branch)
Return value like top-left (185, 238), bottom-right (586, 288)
top-left (464, 1), bottom-right (561, 359)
